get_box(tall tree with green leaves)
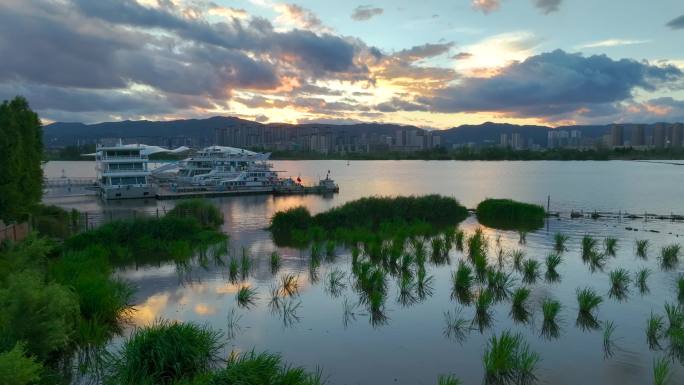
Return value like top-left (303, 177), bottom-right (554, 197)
top-left (0, 97), bottom-right (44, 222)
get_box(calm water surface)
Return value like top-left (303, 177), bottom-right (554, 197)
top-left (44, 161), bottom-right (684, 384)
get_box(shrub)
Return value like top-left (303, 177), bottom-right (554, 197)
top-left (0, 342), bottom-right (43, 385)
top-left (475, 199), bottom-right (545, 231)
top-left (106, 320), bottom-right (222, 385)
top-left (168, 199), bottom-right (223, 229)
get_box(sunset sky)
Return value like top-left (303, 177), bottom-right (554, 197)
top-left (1, 0), bottom-right (683, 128)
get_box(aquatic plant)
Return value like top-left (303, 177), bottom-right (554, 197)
top-left (398, 273), bottom-right (418, 307)
top-left (588, 251), bottom-right (608, 272)
top-left (443, 308), bottom-right (471, 344)
top-left (603, 321), bottom-right (616, 358)
top-left (608, 268), bottom-right (631, 300)
top-left (664, 303), bottom-right (684, 331)
top-left (647, 312), bottom-right (664, 350)
top-left (228, 258), bottom-right (239, 282)
top-left (167, 199), bottom-right (223, 229)
top-left (240, 247), bottom-right (251, 277)
top-left (473, 252), bottom-right (489, 283)
top-left (604, 237), bottom-right (618, 256)
top-left (475, 198), bottom-right (545, 231)
top-left (325, 240), bottom-right (336, 259)
top-left (280, 273), bottom-right (299, 297)
top-left (431, 236), bottom-right (448, 264)
top-left (455, 229), bottom-right (465, 252)
top-left (270, 251), bottom-right (281, 274)
top-left (510, 287), bottom-right (531, 324)
top-left (0, 342), bottom-right (43, 385)
top-left (521, 259), bottom-right (541, 284)
top-left (276, 299), bottom-right (302, 328)
top-left (482, 331), bottom-right (539, 385)
top-left (581, 235), bottom-right (598, 262)
top-left (438, 374), bottom-right (463, 385)
top-left (653, 356), bottom-right (671, 385)
top-left (510, 250), bottom-right (525, 272)
top-left (451, 261), bottom-right (474, 304)
top-left (554, 232), bottom-right (569, 253)
top-left (678, 275), bottom-right (684, 303)
top-left (467, 228), bottom-right (488, 262)
top-left (518, 231), bottom-right (527, 245)
top-left (541, 298), bottom-right (561, 339)
top-left (576, 287), bottom-right (602, 330)
top-left (342, 297), bottom-right (358, 328)
top-left (215, 350), bottom-right (324, 385)
top-left (636, 239), bottom-right (649, 259)
top-left (105, 320), bottom-right (222, 385)
top-left (545, 254), bottom-right (562, 282)
top-left (325, 268), bottom-right (347, 297)
top-left (660, 244), bottom-right (681, 270)
top-left (416, 267), bottom-right (435, 300)
top-left (487, 269), bottom-right (516, 302)
top-left (473, 289), bottom-right (495, 333)
top-left (236, 286), bottom-right (258, 308)
top-left (635, 268), bottom-right (651, 294)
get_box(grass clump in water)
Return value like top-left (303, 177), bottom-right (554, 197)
top-left (660, 244), bottom-right (681, 270)
top-left (236, 286), bottom-right (258, 308)
top-left (653, 356), bottom-right (671, 385)
top-left (443, 308), bottom-right (471, 344)
top-left (521, 259), bottom-right (541, 284)
top-left (212, 350), bottom-right (323, 384)
top-left (510, 250), bottom-right (525, 272)
top-left (603, 321), bottom-right (617, 358)
top-left (438, 374), bottom-right (462, 385)
top-left (105, 320), bottom-right (222, 385)
top-left (482, 331), bottom-right (540, 385)
top-left (604, 237), bottom-right (618, 256)
top-left (678, 275), bottom-right (684, 303)
top-left (554, 232), bottom-right (569, 253)
top-left (608, 268), bottom-right (631, 300)
top-left (487, 269), bottom-right (516, 302)
top-left (635, 268), bottom-right (651, 294)
top-left (636, 239), bottom-right (649, 259)
top-left (270, 251), bottom-right (281, 274)
top-left (576, 287), bottom-right (602, 331)
top-left (475, 198), bottom-right (545, 231)
top-left (473, 289), bottom-right (495, 333)
top-left (325, 268), bottom-right (347, 297)
top-left (541, 298), bottom-right (561, 339)
top-left (545, 254), bottom-right (562, 282)
top-left (510, 287), bottom-right (531, 324)
top-left (581, 235), bottom-right (598, 262)
top-left (167, 199), bottom-right (223, 229)
top-left (647, 312), bottom-right (664, 350)
top-left (452, 261), bottom-right (474, 304)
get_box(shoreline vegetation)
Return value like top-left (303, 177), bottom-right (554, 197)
top-left (44, 144), bottom-right (684, 162)
top-left (476, 199), bottom-right (546, 231)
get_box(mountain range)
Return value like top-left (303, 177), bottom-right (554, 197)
top-left (43, 116), bottom-right (674, 148)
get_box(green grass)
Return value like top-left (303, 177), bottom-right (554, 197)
top-left (603, 321), bottom-right (616, 358)
top-left (581, 235), bottom-right (598, 262)
top-left (554, 232), bottom-right (569, 253)
top-left (636, 239), bottom-right (649, 259)
top-left (678, 275), bottom-right (684, 303)
top-left (608, 268), bottom-right (631, 300)
top-left (473, 252), bottom-right (489, 283)
top-left (0, 342), bottom-right (43, 385)
top-left (653, 356), bottom-right (671, 385)
top-left (635, 268), bottom-right (651, 294)
top-left (212, 350), bottom-right (323, 385)
top-left (236, 286), bottom-right (258, 308)
top-left (588, 252), bottom-right (608, 272)
top-left (510, 287), bottom-right (531, 324)
top-left (545, 254), bottom-right (562, 281)
top-left (487, 269), bottom-right (516, 302)
top-left (482, 331), bottom-right (539, 385)
top-left (576, 287), bottom-right (602, 330)
top-left (521, 259), bottom-right (541, 284)
top-left (105, 320), bottom-right (223, 385)
top-left (240, 248), bottom-right (252, 277)
top-left (269, 195), bottom-right (469, 246)
top-left (167, 199), bottom-right (223, 229)
top-left (455, 229), bottom-right (465, 252)
top-left (325, 268), bottom-right (347, 297)
top-left (438, 374), bottom-right (463, 385)
top-left (604, 237), bottom-right (618, 256)
top-left (468, 228), bottom-right (488, 262)
top-left (541, 299), bottom-right (561, 339)
top-left (511, 250), bottom-right (525, 272)
top-left (647, 312), bottom-right (664, 350)
top-left (475, 198), bottom-right (545, 231)
top-left (452, 261), bottom-right (474, 304)
top-left (270, 251), bottom-right (281, 274)
top-left (660, 244), bottom-right (681, 270)
top-left (473, 289), bottom-right (495, 333)
top-left (228, 258), bottom-right (239, 281)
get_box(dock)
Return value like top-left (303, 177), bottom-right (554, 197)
top-left (155, 184), bottom-right (339, 200)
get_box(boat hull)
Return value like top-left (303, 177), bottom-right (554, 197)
top-left (100, 185), bottom-right (156, 200)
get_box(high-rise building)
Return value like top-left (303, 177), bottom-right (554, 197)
top-left (631, 125), bottom-right (645, 147)
top-left (511, 133), bottom-right (523, 150)
top-left (500, 133), bottom-right (509, 147)
top-left (611, 124), bottom-right (624, 147)
top-left (654, 123), bottom-right (666, 148)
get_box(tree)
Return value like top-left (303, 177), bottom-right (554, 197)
top-left (0, 97), bottom-right (43, 222)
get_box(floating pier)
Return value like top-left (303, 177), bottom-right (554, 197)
top-left (155, 183), bottom-right (339, 200)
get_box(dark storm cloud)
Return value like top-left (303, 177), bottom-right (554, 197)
top-left (666, 14), bottom-right (684, 29)
top-left (375, 98), bottom-right (428, 112)
top-left (351, 5), bottom-right (384, 21)
top-left (421, 50), bottom-right (682, 118)
top-left (532, 0), bottom-right (562, 15)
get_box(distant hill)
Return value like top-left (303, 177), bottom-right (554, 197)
top-left (43, 116), bottom-right (680, 148)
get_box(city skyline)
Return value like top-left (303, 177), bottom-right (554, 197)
top-left (1, 0), bottom-right (684, 128)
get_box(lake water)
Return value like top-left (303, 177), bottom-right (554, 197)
top-left (44, 161), bottom-right (684, 384)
